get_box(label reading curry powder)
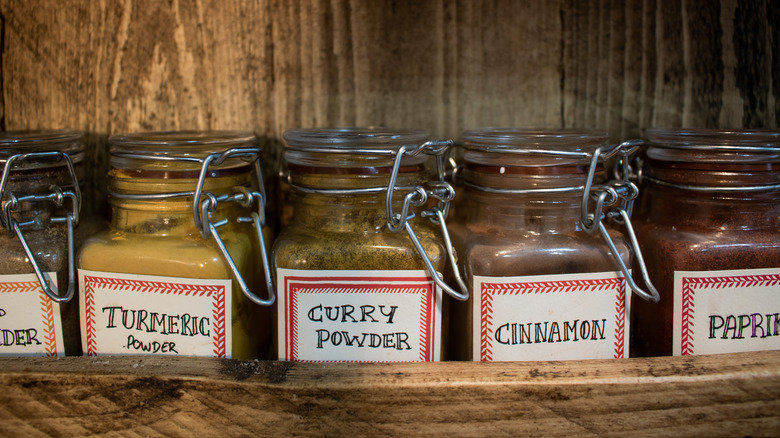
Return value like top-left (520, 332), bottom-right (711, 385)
top-left (0, 273), bottom-right (65, 356)
top-left (277, 269), bottom-right (442, 362)
top-left (78, 270), bottom-right (232, 358)
top-left (673, 267), bottom-right (780, 356)
top-left (474, 271), bottom-right (629, 361)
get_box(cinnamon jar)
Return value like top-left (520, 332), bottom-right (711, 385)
top-left (448, 128), bottom-right (658, 361)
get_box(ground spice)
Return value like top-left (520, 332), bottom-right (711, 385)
top-left (274, 128), bottom-right (452, 362)
top-left (447, 129), bottom-right (635, 361)
top-left (0, 131), bottom-right (85, 356)
top-left (78, 132), bottom-right (272, 359)
top-left (631, 129), bottom-right (780, 357)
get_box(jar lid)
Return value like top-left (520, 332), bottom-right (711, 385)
top-left (461, 128), bottom-right (609, 167)
top-left (109, 131), bottom-right (259, 174)
top-left (283, 127), bottom-right (429, 167)
top-left (646, 128), bottom-right (780, 163)
top-left (0, 130), bottom-right (85, 169)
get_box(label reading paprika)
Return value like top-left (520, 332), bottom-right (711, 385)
top-left (474, 271), bottom-right (629, 361)
top-left (78, 270), bottom-right (231, 358)
top-left (277, 269), bottom-right (441, 362)
top-left (674, 267), bottom-right (780, 356)
top-left (0, 273), bottom-right (65, 356)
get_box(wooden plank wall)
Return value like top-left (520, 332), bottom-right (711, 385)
top-left (0, 0), bottom-right (778, 209)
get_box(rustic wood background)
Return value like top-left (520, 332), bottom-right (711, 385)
top-left (1, 0), bottom-right (778, 210)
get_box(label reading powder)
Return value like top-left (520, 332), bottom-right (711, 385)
top-left (474, 271), bottom-right (629, 361)
top-left (0, 273), bottom-right (65, 356)
top-left (674, 267), bottom-right (780, 356)
top-left (79, 270), bottom-right (231, 358)
top-left (277, 269), bottom-right (441, 362)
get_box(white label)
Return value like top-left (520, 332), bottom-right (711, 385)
top-left (79, 270), bottom-right (232, 358)
top-left (277, 269), bottom-right (442, 362)
top-left (474, 271), bottom-right (629, 361)
top-left (0, 273), bottom-right (65, 357)
top-left (673, 267), bottom-right (780, 356)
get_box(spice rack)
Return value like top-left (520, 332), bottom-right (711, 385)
top-left (1, 0), bottom-right (779, 435)
top-left (0, 352), bottom-right (778, 435)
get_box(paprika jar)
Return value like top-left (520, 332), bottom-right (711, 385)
top-left (0, 130), bottom-right (83, 356)
top-left (274, 127), bottom-right (468, 362)
top-left (632, 128), bottom-right (780, 357)
top-left (448, 128), bottom-right (659, 361)
top-left (78, 131), bottom-right (274, 359)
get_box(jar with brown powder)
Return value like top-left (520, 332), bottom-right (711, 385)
top-left (632, 129), bottom-right (780, 357)
top-left (78, 131), bottom-right (274, 359)
top-left (273, 127), bottom-right (468, 362)
top-left (0, 130), bottom-right (84, 356)
top-left (448, 128), bottom-right (659, 361)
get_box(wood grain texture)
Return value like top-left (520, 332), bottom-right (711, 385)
top-left (0, 351), bottom-right (778, 436)
top-left (1, 0), bottom-right (777, 211)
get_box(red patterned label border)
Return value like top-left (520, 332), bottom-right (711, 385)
top-left (479, 277), bottom-right (626, 361)
top-left (283, 275), bottom-right (437, 362)
top-left (0, 280), bottom-right (59, 356)
top-left (680, 274), bottom-right (780, 356)
top-left (82, 275), bottom-right (227, 357)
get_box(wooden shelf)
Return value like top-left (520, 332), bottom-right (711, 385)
top-left (0, 351), bottom-right (778, 436)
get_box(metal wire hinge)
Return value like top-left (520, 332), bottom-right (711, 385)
top-left (581, 141), bottom-right (660, 303)
top-left (385, 140), bottom-right (469, 301)
top-left (0, 152), bottom-right (81, 303)
top-left (191, 148), bottom-right (275, 306)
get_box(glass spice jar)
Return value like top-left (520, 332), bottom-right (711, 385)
top-left (273, 127), bottom-right (468, 362)
top-left (447, 128), bottom-right (659, 361)
top-left (77, 131), bottom-right (274, 359)
top-left (0, 130), bottom-right (84, 356)
top-left (631, 129), bottom-right (780, 357)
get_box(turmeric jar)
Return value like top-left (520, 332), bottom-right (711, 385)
top-left (274, 127), bottom-right (467, 362)
top-left (448, 128), bottom-right (659, 361)
top-left (632, 129), bottom-right (780, 357)
top-left (78, 131), bottom-right (274, 359)
top-left (0, 130), bottom-right (84, 356)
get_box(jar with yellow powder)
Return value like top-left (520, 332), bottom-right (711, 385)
top-left (0, 130), bottom-right (84, 356)
top-left (77, 131), bottom-right (274, 359)
top-left (274, 127), bottom-right (468, 362)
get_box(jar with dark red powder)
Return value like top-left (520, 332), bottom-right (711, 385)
top-left (632, 129), bottom-right (780, 357)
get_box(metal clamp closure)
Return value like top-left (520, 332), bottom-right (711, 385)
top-left (581, 140), bottom-right (659, 303)
top-left (191, 148), bottom-right (275, 306)
top-left (385, 141), bottom-right (469, 301)
top-left (0, 152), bottom-right (81, 303)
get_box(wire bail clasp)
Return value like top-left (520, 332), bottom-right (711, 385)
top-left (192, 148), bottom-right (275, 306)
top-left (581, 140), bottom-right (660, 303)
top-left (0, 152), bottom-right (81, 303)
top-left (385, 140), bottom-right (469, 301)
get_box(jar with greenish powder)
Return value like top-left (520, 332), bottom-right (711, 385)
top-left (274, 127), bottom-right (467, 362)
top-left (78, 131), bottom-right (274, 359)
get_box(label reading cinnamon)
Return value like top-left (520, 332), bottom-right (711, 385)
top-left (277, 269), bottom-right (441, 362)
top-left (0, 273), bottom-right (65, 356)
top-left (474, 271), bottom-right (629, 361)
top-left (78, 270), bottom-right (231, 358)
top-left (673, 267), bottom-right (780, 356)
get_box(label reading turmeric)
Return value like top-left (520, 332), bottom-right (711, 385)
top-left (78, 270), bottom-right (232, 357)
top-left (277, 268), bottom-right (441, 362)
top-left (0, 273), bottom-right (65, 356)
